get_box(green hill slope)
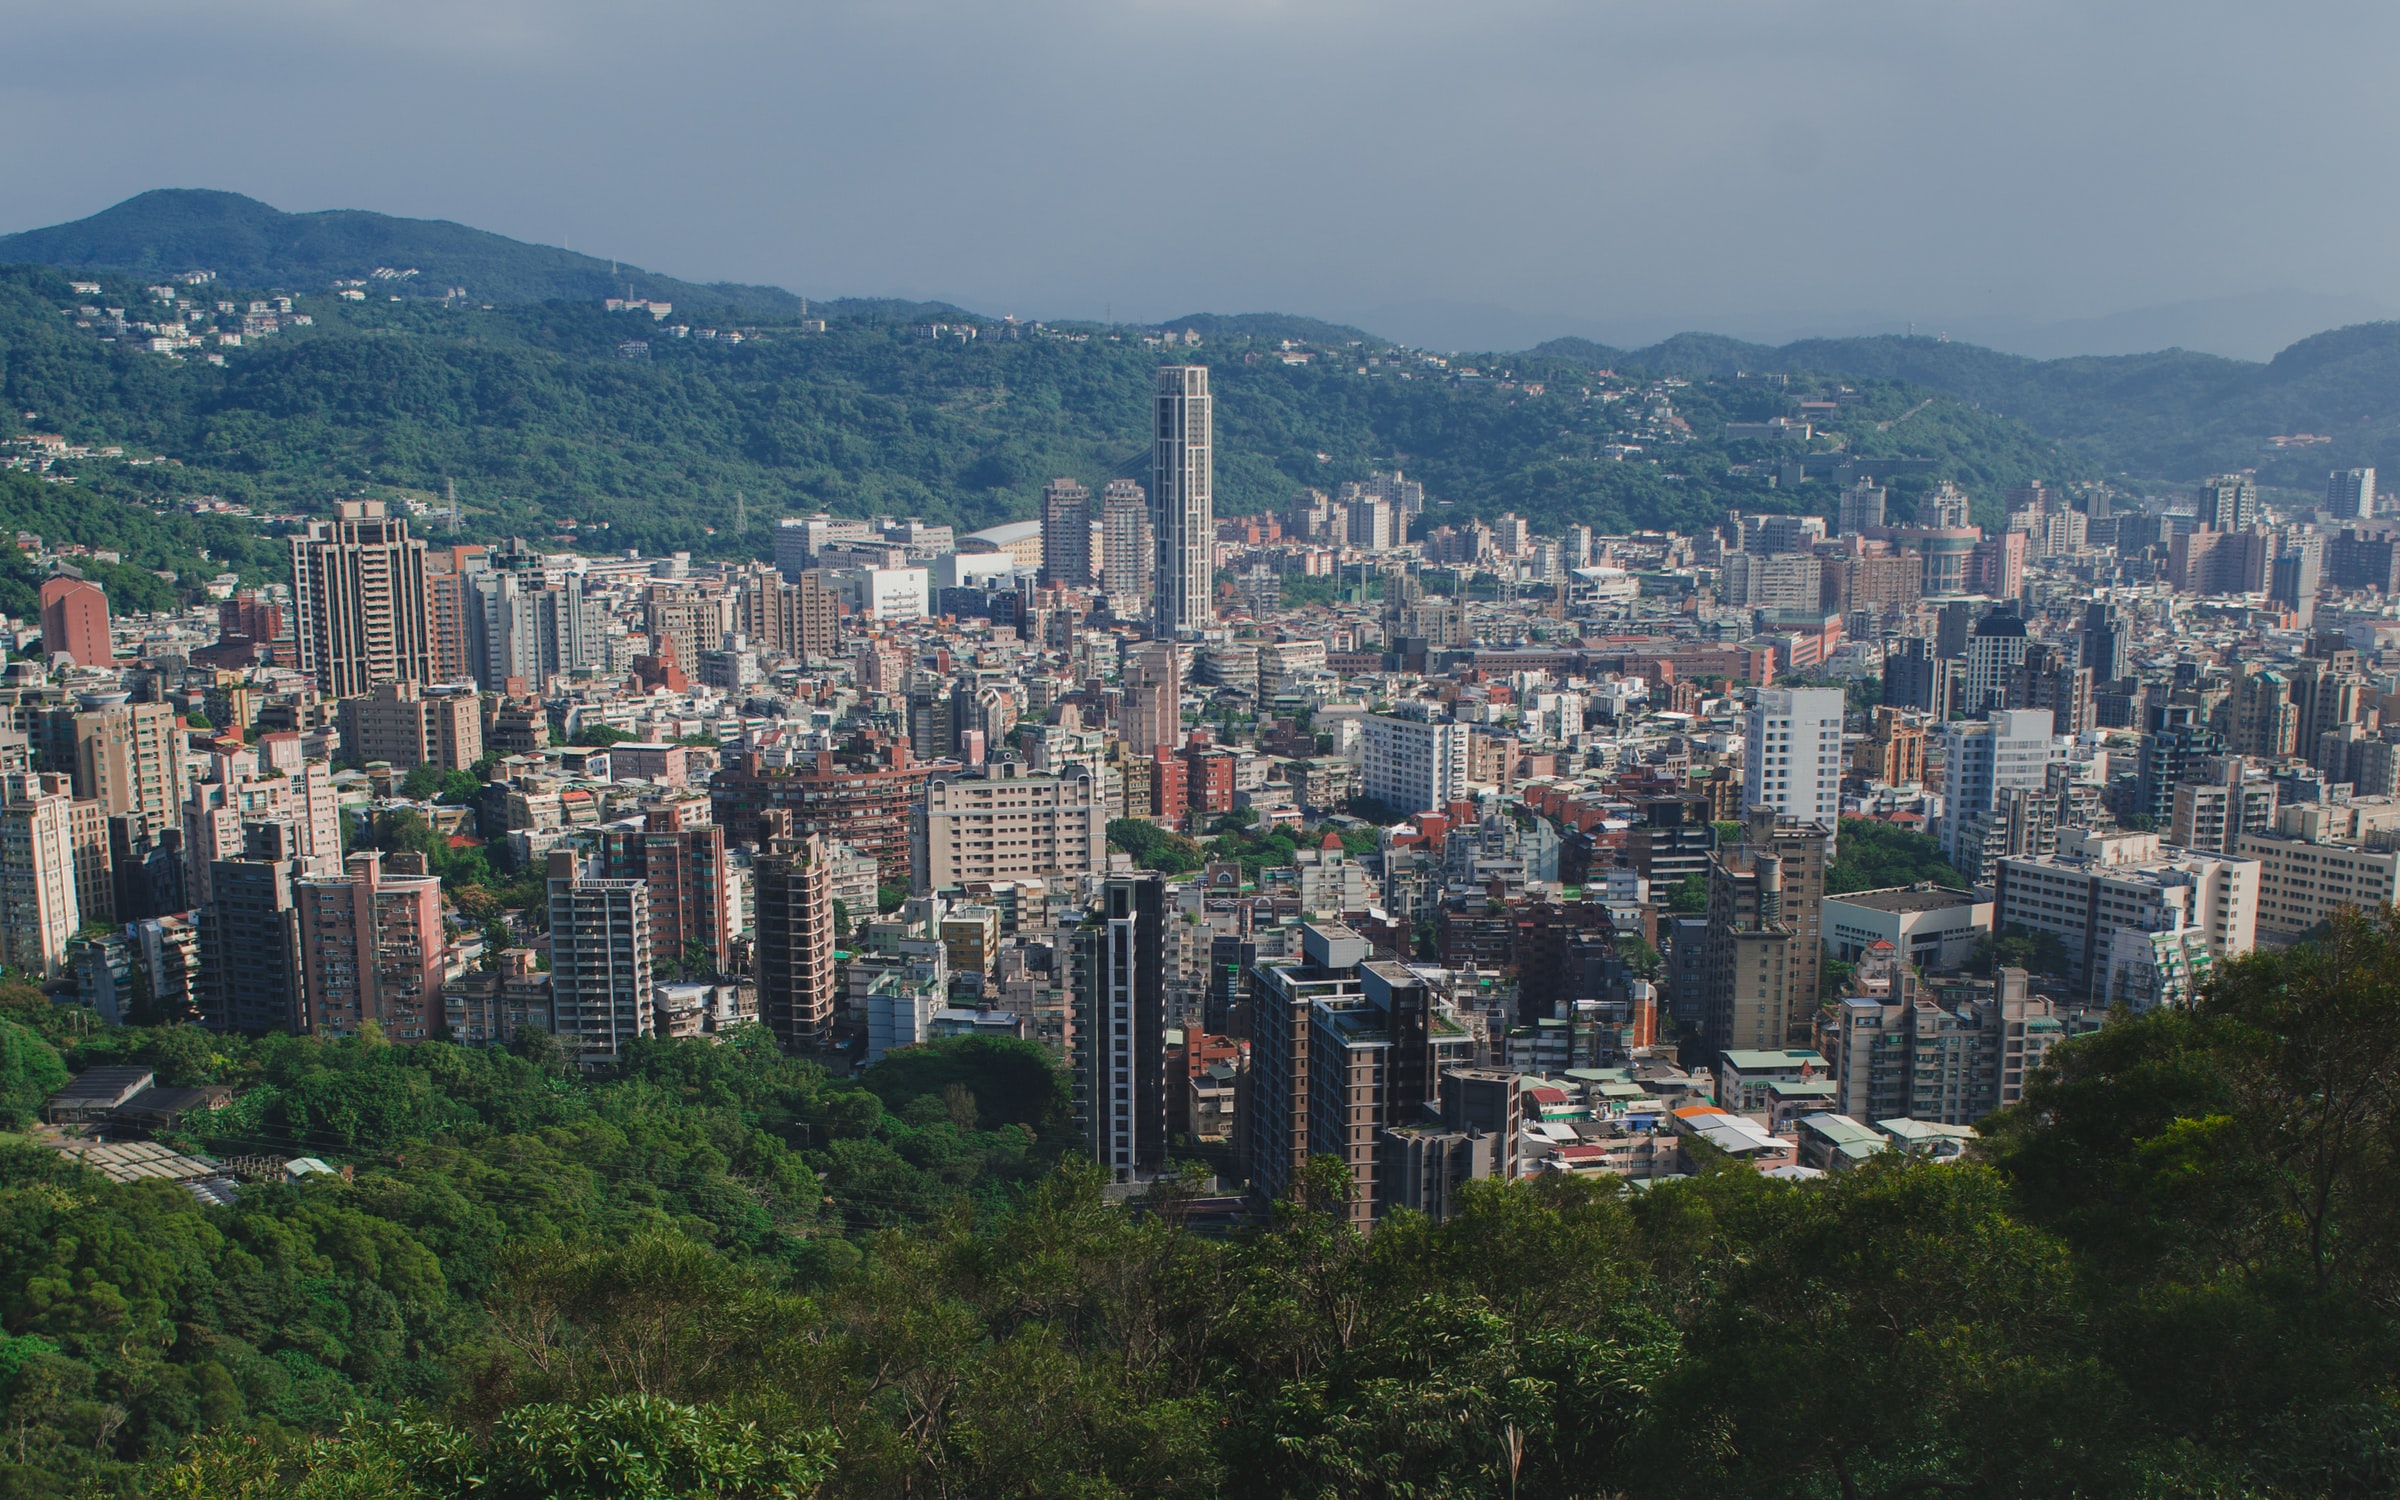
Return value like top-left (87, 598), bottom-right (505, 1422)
top-left (1534, 323), bottom-right (2400, 488)
top-left (0, 260), bottom-right (2084, 564)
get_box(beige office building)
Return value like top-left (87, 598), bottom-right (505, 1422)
top-left (2240, 799), bottom-right (2400, 935)
top-left (335, 682), bottom-right (483, 772)
top-left (73, 697), bottom-right (188, 835)
top-left (911, 761), bottom-right (1105, 894)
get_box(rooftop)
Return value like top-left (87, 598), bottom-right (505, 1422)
top-left (1721, 1048), bottom-right (1826, 1073)
top-left (1825, 885), bottom-right (1985, 914)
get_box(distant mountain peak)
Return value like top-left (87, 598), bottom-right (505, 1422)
top-left (0, 189), bottom-right (812, 318)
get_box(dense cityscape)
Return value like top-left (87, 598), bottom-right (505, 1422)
top-left (10, 6), bottom-right (2400, 1476)
top-left (7, 355), bottom-right (2394, 1216)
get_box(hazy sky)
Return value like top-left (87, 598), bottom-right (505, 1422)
top-left (5, 1), bottom-right (2397, 354)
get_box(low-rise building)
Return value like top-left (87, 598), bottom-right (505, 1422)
top-left (1821, 885), bottom-right (1992, 971)
top-left (2239, 799), bottom-right (2400, 935)
top-left (1992, 830), bottom-right (2258, 1001)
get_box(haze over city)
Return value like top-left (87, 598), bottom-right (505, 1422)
top-left (8, 0), bottom-right (2399, 356)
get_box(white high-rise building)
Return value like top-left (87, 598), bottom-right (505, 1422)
top-left (1743, 688), bottom-right (1845, 830)
top-left (1938, 708), bottom-right (2055, 872)
top-left (1361, 714), bottom-right (1469, 814)
top-left (1962, 611), bottom-right (2031, 716)
top-left (2329, 467), bottom-right (2377, 521)
top-left (1151, 365), bottom-right (1214, 636)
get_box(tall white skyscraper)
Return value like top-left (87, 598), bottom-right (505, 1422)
top-left (1151, 365), bottom-right (1214, 636)
top-left (2329, 467), bottom-right (2377, 521)
top-left (1743, 687), bottom-right (1845, 830)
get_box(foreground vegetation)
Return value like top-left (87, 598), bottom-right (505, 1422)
top-left (6, 909), bottom-right (2400, 1497)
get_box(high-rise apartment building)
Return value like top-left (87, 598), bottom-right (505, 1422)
top-left (911, 760), bottom-right (1106, 894)
top-left (2135, 704), bottom-right (2224, 824)
top-left (1310, 959), bottom-right (1470, 1228)
top-left (199, 821), bottom-right (302, 1036)
top-left (1122, 641), bottom-right (1181, 757)
top-left (1960, 611), bottom-right (2030, 715)
top-left (1938, 708), bottom-right (2055, 876)
top-left (1100, 480), bottom-right (1154, 598)
top-left (735, 568), bottom-right (839, 662)
top-left (1917, 481), bottom-right (1973, 529)
top-left (296, 850), bottom-right (447, 1040)
top-left (68, 696), bottom-right (187, 837)
top-left (1361, 713), bottom-right (1469, 814)
top-left (38, 577), bottom-right (111, 669)
top-left (2007, 642), bottom-right (2091, 738)
top-left (182, 752), bottom-right (342, 908)
top-left (335, 682), bottom-right (483, 772)
top-left (0, 772), bottom-right (80, 980)
top-left (752, 823), bottom-right (838, 1051)
top-left (2329, 467), bottom-right (2377, 521)
top-left (1700, 810), bottom-right (1831, 1057)
top-left (545, 848), bottom-right (654, 1062)
top-left (288, 500), bottom-right (435, 697)
top-left (1040, 479), bottom-right (1092, 588)
top-left (2198, 473), bottom-right (2259, 532)
top-left (1078, 874), bottom-right (1167, 1183)
top-left (1743, 687), bottom-right (1844, 831)
top-left (1151, 366), bottom-right (1214, 636)
top-left (2080, 599), bottom-right (2128, 683)
top-left (2271, 533), bottom-right (2324, 625)
top-left (709, 743), bottom-right (931, 884)
top-left (68, 799), bottom-right (110, 930)
top-left (1881, 637), bottom-right (1956, 716)
top-left (1837, 479), bottom-right (1887, 535)
top-left (599, 807), bottom-right (732, 977)
top-left (1820, 964), bottom-right (2065, 1126)
top-left (464, 571), bottom-right (605, 689)
top-left (2171, 774), bottom-right (2277, 857)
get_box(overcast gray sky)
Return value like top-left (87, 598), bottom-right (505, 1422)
top-left (4, 0), bottom-right (2396, 355)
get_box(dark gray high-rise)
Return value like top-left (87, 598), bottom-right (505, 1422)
top-left (2080, 600), bottom-right (2127, 684)
top-left (199, 822), bottom-right (301, 1036)
top-left (1079, 875), bottom-right (1166, 1182)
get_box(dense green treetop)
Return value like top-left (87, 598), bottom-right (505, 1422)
top-left (1826, 817), bottom-right (1967, 894)
top-left (7, 907), bottom-right (2400, 1496)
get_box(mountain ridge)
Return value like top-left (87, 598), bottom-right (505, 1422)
top-left (0, 189), bottom-right (979, 324)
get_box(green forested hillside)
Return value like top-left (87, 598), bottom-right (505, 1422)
top-left (0, 262), bottom-right (2086, 561)
top-left (14, 191), bottom-right (2400, 541)
top-left (10, 913), bottom-right (2400, 1499)
top-left (1540, 321), bottom-right (2400, 490)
